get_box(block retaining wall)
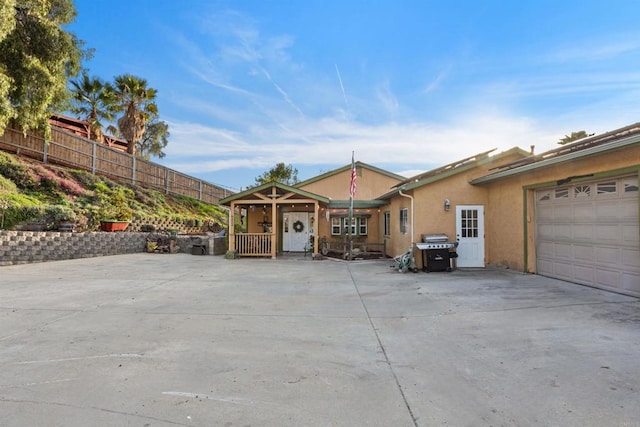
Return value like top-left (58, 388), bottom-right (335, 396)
top-left (0, 231), bottom-right (227, 266)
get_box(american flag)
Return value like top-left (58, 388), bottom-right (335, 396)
top-left (349, 153), bottom-right (356, 198)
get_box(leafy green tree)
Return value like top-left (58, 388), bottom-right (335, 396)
top-left (558, 130), bottom-right (593, 145)
top-left (109, 74), bottom-right (159, 155)
top-left (69, 71), bottom-right (114, 143)
top-left (0, 0), bottom-right (86, 138)
top-left (137, 119), bottom-right (169, 160)
top-left (254, 162), bottom-right (299, 186)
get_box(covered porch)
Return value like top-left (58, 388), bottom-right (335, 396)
top-left (219, 182), bottom-right (330, 259)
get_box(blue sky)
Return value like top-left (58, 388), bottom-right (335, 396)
top-left (68, 0), bottom-right (640, 191)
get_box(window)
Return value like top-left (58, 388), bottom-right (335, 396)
top-left (555, 188), bottom-right (569, 199)
top-left (538, 191), bottom-right (551, 202)
top-left (623, 177), bottom-right (638, 194)
top-left (359, 217), bottom-right (368, 235)
top-left (343, 217), bottom-right (356, 235)
top-left (383, 211), bottom-right (391, 236)
top-left (399, 208), bottom-right (408, 234)
top-left (330, 216), bottom-right (368, 236)
top-left (460, 209), bottom-right (479, 238)
top-left (331, 217), bottom-right (341, 235)
top-left (574, 185), bottom-right (591, 198)
top-left (597, 181), bottom-right (617, 195)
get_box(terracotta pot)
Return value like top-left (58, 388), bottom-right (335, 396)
top-left (100, 221), bottom-right (130, 232)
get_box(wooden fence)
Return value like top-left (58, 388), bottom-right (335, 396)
top-left (0, 126), bottom-right (234, 204)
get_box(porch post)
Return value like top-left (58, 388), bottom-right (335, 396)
top-left (228, 202), bottom-right (236, 252)
top-left (313, 202), bottom-right (319, 258)
top-left (271, 197), bottom-right (277, 259)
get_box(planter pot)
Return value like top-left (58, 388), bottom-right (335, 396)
top-left (100, 221), bottom-right (130, 232)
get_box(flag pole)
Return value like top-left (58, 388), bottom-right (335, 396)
top-left (348, 151), bottom-right (355, 260)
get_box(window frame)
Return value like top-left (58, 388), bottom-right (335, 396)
top-left (383, 211), bottom-right (391, 236)
top-left (399, 208), bottom-right (408, 234)
top-left (331, 217), bottom-right (341, 235)
top-left (329, 216), bottom-right (369, 236)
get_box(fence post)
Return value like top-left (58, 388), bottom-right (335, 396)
top-left (132, 156), bottom-right (136, 185)
top-left (165, 168), bottom-right (170, 194)
top-left (199, 180), bottom-right (203, 201)
top-left (42, 140), bottom-right (48, 163)
top-left (91, 141), bottom-right (97, 174)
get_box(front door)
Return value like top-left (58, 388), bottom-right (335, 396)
top-left (283, 212), bottom-right (309, 252)
top-left (456, 205), bottom-right (485, 267)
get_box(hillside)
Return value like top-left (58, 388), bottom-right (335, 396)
top-left (0, 150), bottom-right (227, 232)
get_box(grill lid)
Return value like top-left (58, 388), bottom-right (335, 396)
top-left (422, 233), bottom-right (449, 243)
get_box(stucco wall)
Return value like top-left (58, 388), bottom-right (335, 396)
top-left (299, 166), bottom-right (401, 201)
top-left (382, 149), bottom-right (528, 267)
top-left (481, 145), bottom-right (640, 272)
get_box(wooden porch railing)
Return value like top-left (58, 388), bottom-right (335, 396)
top-left (235, 233), bottom-right (274, 257)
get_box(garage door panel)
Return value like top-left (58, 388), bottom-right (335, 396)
top-left (620, 199), bottom-right (639, 221)
top-left (554, 205), bottom-right (573, 221)
top-left (622, 248), bottom-right (640, 270)
top-left (537, 224), bottom-right (554, 239)
top-left (573, 224), bottom-right (593, 241)
top-left (537, 205), bottom-right (553, 221)
top-left (554, 224), bottom-right (572, 239)
top-left (553, 261), bottom-right (574, 281)
top-left (537, 241), bottom-right (554, 255)
top-left (595, 224), bottom-right (621, 242)
top-left (573, 203), bottom-right (595, 221)
top-left (596, 269), bottom-right (622, 289)
top-left (596, 204), bottom-right (622, 221)
top-left (537, 259), bottom-right (553, 276)
top-left (554, 242), bottom-right (572, 259)
top-left (622, 274), bottom-right (640, 296)
top-left (595, 246), bottom-right (619, 265)
top-left (573, 244), bottom-right (593, 262)
top-left (621, 224), bottom-right (639, 246)
top-left (536, 175), bottom-right (640, 297)
top-left (573, 264), bottom-right (595, 283)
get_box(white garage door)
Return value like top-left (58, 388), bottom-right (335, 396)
top-left (536, 175), bottom-right (640, 297)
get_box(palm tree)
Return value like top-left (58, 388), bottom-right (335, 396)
top-left (69, 72), bottom-right (114, 143)
top-left (109, 74), bottom-right (158, 155)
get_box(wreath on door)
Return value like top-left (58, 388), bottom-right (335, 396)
top-left (292, 220), bottom-right (304, 233)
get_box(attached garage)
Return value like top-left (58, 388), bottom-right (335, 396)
top-left (535, 175), bottom-right (640, 297)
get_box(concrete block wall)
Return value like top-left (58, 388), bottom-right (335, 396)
top-left (128, 217), bottom-right (221, 234)
top-left (0, 230), bottom-right (148, 266)
top-left (0, 230), bottom-right (229, 266)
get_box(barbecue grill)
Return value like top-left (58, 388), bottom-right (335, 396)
top-left (415, 234), bottom-right (458, 272)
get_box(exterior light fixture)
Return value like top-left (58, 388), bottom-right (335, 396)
top-left (444, 199), bottom-right (451, 211)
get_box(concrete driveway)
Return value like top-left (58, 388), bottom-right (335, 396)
top-left (1, 254), bottom-right (639, 426)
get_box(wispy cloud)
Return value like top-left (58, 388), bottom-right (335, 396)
top-left (157, 6), bottom-right (640, 188)
top-left (374, 79), bottom-right (399, 117)
top-left (547, 37), bottom-right (640, 63)
top-left (424, 66), bottom-right (451, 94)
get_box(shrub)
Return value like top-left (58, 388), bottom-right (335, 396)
top-left (0, 152), bottom-right (38, 189)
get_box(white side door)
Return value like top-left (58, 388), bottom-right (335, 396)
top-left (283, 212), bottom-right (309, 252)
top-left (456, 205), bottom-right (485, 267)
